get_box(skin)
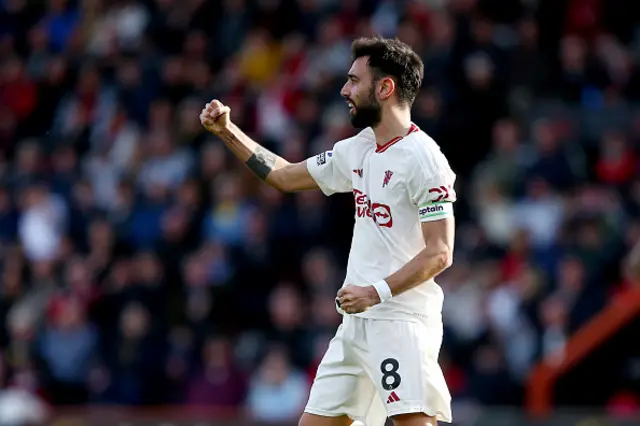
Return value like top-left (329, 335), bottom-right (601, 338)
top-left (200, 55), bottom-right (451, 426)
top-left (337, 218), bottom-right (453, 315)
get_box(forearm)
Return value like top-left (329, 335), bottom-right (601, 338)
top-left (385, 245), bottom-right (452, 296)
top-left (217, 123), bottom-right (290, 189)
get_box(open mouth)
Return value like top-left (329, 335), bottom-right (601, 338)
top-left (346, 100), bottom-right (355, 113)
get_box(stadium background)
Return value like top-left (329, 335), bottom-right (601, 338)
top-left (1, 0), bottom-right (640, 425)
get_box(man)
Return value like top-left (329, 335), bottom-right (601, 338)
top-left (200, 37), bottom-right (455, 426)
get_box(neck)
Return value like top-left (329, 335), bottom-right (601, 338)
top-left (372, 106), bottom-right (412, 146)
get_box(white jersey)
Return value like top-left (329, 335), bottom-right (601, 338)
top-left (306, 124), bottom-right (456, 322)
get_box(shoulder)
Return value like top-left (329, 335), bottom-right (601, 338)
top-left (400, 130), bottom-right (454, 175)
top-left (337, 128), bottom-right (374, 147)
top-left (333, 128), bottom-right (374, 155)
top-left (402, 130), bottom-right (444, 159)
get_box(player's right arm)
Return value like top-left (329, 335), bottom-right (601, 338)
top-left (200, 100), bottom-right (318, 193)
top-left (201, 100), bottom-right (352, 195)
top-left (217, 122), bottom-right (319, 192)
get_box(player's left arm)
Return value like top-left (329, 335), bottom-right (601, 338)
top-left (337, 217), bottom-right (454, 314)
top-left (385, 217), bottom-right (454, 295)
top-left (384, 143), bottom-right (457, 296)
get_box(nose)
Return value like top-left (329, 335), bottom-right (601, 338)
top-left (340, 83), bottom-right (349, 98)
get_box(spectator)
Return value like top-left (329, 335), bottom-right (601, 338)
top-left (511, 177), bottom-right (565, 249)
top-left (100, 301), bottom-right (166, 405)
top-left (246, 345), bottom-right (309, 423)
top-left (185, 335), bottom-right (247, 408)
top-left (37, 297), bottom-right (97, 405)
top-left (0, 56), bottom-right (37, 129)
top-left (18, 182), bottom-right (67, 263)
top-left (1, 0), bottom-right (639, 415)
top-left (595, 131), bottom-right (636, 186)
top-left (202, 172), bottom-right (252, 248)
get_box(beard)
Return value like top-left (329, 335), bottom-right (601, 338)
top-left (348, 87), bottom-right (382, 129)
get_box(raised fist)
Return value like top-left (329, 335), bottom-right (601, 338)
top-left (200, 100), bottom-right (231, 135)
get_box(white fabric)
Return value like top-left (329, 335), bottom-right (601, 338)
top-left (372, 280), bottom-right (393, 303)
top-left (0, 389), bottom-right (48, 424)
top-left (18, 195), bottom-right (67, 262)
top-left (305, 126), bottom-right (456, 322)
top-left (305, 315), bottom-right (452, 423)
top-left (304, 126), bottom-right (455, 422)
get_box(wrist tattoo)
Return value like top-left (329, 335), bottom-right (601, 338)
top-left (219, 132), bottom-right (239, 147)
top-left (246, 146), bottom-right (277, 180)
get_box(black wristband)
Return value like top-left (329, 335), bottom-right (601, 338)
top-left (246, 153), bottom-right (272, 180)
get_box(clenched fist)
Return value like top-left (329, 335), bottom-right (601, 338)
top-left (200, 100), bottom-right (231, 135)
top-left (336, 284), bottom-right (381, 314)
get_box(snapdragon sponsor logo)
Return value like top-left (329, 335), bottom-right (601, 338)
top-left (353, 189), bottom-right (393, 228)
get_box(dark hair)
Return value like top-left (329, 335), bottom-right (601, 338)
top-left (351, 36), bottom-right (424, 105)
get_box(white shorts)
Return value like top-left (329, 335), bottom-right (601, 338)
top-left (304, 315), bottom-right (452, 425)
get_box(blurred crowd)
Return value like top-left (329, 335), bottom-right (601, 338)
top-left (0, 0), bottom-right (640, 422)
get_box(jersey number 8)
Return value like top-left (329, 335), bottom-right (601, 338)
top-left (380, 358), bottom-right (401, 390)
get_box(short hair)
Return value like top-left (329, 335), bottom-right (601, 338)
top-left (351, 36), bottom-right (424, 105)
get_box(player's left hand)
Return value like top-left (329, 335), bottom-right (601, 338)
top-left (336, 284), bottom-right (381, 314)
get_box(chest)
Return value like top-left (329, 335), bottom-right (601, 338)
top-left (352, 151), bottom-right (406, 198)
top-left (350, 151), bottom-right (411, 228)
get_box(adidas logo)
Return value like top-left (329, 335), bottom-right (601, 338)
top-left (386, 391), bottom-right (400, 404)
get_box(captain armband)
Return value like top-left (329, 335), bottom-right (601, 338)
top-left (417, 202), bottom-right (454, 222)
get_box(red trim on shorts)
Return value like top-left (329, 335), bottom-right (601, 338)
top-left (375, 123), bottom-right (419, 153)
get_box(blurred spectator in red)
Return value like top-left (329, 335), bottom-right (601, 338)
top-left (185, 335), bottom-right (247, 408)
top-left (595, 131), bottom-right (636, 186)
top-left (0, 56), bottom-right (37, 127)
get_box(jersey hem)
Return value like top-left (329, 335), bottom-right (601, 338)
top-left (347, 311), bottom-right (441, 324)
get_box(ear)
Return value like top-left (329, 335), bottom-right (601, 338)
top-left (377, 77), bottom-right (395, 101)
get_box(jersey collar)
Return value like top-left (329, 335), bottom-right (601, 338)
top-left (375, 123), bottom-right (419, 153)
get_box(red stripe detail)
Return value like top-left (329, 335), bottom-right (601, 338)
top-left (376, 136), bottom-right (401, 153)
top-left (388, 391), bottom-right (400, 402)
top-left (375, 123), bottom-right (419, 153)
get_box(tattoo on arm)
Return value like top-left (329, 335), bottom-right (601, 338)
top-left (219, 132), bottom-right (243, 149)
top-left (246, 146), bottom-right (277, 180)
top-left (219, 131), bottom-right (278, 180)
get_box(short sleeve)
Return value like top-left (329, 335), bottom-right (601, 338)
top-left (406, 143), bottom-right (457, 222)
top-left (306, 138), bottom-right (353, 196)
